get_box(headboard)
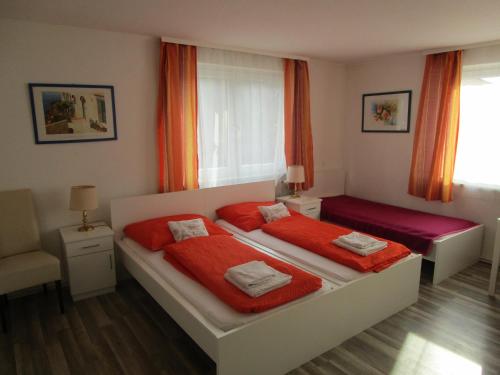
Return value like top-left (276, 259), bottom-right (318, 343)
top-left (110, 180), bottom-right (275, 235)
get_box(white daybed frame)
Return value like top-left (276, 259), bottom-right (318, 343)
top-left (424, 226), bottom-right (483, 284)
top-left (111, 181), bottom-right (421, 375)
top-left (318, 168), bottom-right (484, 285)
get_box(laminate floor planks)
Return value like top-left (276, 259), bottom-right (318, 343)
top-left (1, 261), bottom-right (499, 374)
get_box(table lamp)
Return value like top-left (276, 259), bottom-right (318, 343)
top-left (70, 185), bottom-right (98, 232)
top-left (286, 165), bottom-right (305, 198)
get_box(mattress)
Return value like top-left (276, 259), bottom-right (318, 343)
top-left (216, 219), bottom-right (364, 283)
top-left (320, 195), bottom-right (479, 255)
top-left (118, 237), bottom-right (334, 332)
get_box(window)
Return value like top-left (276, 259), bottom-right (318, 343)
top-left (454, 63), bottom-right (500, 187)
top-left (197, 47), bottom-right (285, 188)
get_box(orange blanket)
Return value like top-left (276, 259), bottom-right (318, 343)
top-left (262, 216), bottom-right (411, 272)
top-left (163, 235), bottom-right (322, 313)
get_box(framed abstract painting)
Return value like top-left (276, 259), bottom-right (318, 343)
top-left (362, 90), bottom-right (411, 133)
top-left (29, 83), bottom-right (117, 144)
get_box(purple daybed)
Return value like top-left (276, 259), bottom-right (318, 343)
top-left (321, 195), bottom-right (479, 256)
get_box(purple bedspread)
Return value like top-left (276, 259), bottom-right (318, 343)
top-left (320, 195), bottom-right (478, 255)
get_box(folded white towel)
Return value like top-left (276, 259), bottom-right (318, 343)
top-left (337, 232), bottom-right (381, 249)
top-left (226, 273), bottom-right (292, 297)
top-left (224, 261), bottom-right (292, 297)
top-left (168, 218), bottom-right (209, 242)
top-left (332, 238), bottom-right (387, 256)
top-left (258, 203), bottom-right (291, 223)
top-left (225, 260), bottom-right (276, 288)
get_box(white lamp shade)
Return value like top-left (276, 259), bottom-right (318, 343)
top-left (286, 165), bottom-right (305, 183)
top-left (70, 185), bottom-right (98, 211)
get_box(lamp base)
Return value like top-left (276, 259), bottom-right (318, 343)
top-left (78, 210), bottom-right (94, 232)
top-left (78, 223), bottom-right (94, 232)
top-left (291, 183), bottom-right (301, 198)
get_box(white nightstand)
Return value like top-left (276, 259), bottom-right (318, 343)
top-left (277, 195), bottom-right (322, 220)
top-left (59, 221), bottom-right (116, 301)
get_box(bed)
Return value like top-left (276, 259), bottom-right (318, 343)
top-left (111, 180), bottom-right (421, 375)
top-left (216, 219), bottom-right (365, 283)
top-left (119, 236), bottom-right (334, 331)
top-left (321, 195), bottom-right (484, 284)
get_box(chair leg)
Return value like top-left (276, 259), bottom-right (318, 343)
top-left (1, 295), bottom-right (6, 333)
top-left (55, 281), bottom-right (64, 314)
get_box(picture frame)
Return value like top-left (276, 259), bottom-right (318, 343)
top-left (362, 90), bottom-right (411, 133)
top-left (29, 83), bottom-right (117, 144)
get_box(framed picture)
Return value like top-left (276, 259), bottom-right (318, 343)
top-left (29, 83), bottom-right (117, 144)
top-left (362, 90), bottom-right (412, 133)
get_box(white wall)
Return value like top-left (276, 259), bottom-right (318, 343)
top-left (0, 19), bottom-right (159, 263)
top-left (345, 51), bottom-right (500, 260)
top-left (308, 59), bottom-right (346, 196)
top-left (0, 19), bottom-right (347, 269)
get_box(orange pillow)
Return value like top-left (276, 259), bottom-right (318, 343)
top-left (124, 214), bottom-right (231, 251)
top-left (216, 201), bottom-right (297, 232)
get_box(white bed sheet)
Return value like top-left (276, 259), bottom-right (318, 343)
top-left (119, 237), bottom-right (334, 332)
top-left (216, 219), bottom-right (364, 283)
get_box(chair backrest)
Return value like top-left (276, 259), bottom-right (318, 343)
top-left (0, 189), bottom-right (41, 258)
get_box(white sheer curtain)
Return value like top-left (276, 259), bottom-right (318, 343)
top-left (197, 47), bottom-right (285, 188)
top-left (454, 62), bottom-right (500, 187)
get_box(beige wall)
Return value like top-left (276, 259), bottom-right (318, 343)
top-left (308, 59), bottom-right (347, 196)
top-left (0, 19), bottom-right (347, 267)
top-left (0, 19), bottom-right (159, 262)
top-left (345, 51), bottom-right (500, 260)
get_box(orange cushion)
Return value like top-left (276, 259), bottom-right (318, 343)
top-left (216, 201), bottom-right (299, 232)
top-left (124, 214), bottom-right (231, 251)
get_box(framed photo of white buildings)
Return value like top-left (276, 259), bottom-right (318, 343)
top-left (29, 83), bottom-right (117, 144)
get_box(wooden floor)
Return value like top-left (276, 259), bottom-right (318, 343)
top-left (1, 261), bottom-right (499, 375)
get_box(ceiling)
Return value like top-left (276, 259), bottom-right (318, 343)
top-left (2, 0), bottom-right (500, 62)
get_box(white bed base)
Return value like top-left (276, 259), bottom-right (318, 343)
top-left (424, 225), bottom-right (484, 285)
top-left (111, 181), bottom-right (421, 375)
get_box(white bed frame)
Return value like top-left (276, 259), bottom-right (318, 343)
top-left (424, 225), bottom-right (483, 284)
top-left (320, 169), bottom-right (484, 285)
top-left (111, 181), bottom-right (421, 375)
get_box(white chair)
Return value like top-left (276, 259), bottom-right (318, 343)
top-left (0, 189), bottom-right (63, 333)
top-left (489, 218), bottom-right (500, 296)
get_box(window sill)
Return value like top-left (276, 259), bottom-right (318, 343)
top-left (453, 180), bottom-right (500, 191)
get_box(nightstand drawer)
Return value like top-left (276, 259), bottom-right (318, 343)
top-left (278, 195), bottom-right (322, 220)
top-left (65, 236), bottom-right (113, 257)
top-left (301, 206), bottom-right (321, 219)
top-left (299, 202), bottom-right (321, 213)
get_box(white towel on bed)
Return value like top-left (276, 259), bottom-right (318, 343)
top-left (332, 237), bottom-right (387, 257)
top-left (225, 261), bottom-right (292, 297)
top-left (337, 232), bottom-right (381, 249)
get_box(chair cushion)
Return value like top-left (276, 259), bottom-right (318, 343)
top-left (0, 250), bottom-right (61, 294)
top-left (0, 189), bottom-right (41, 258)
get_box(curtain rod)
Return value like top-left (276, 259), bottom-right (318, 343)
top-left (422, 39), bottom-right (500, 55)
top-left (160, 36), bottom-right (310, 62)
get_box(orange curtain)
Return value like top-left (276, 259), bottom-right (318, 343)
top-left (284, 59), bottom-right (314, 190)
top-left (408, 50), bottom-right (462, 203)
top-left (157, 42), bottom-right (199, 193)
